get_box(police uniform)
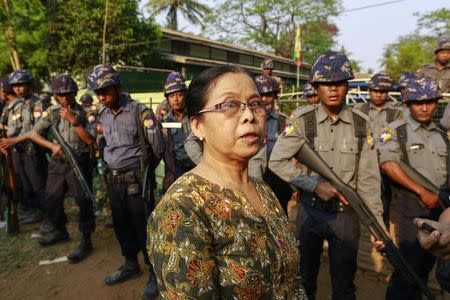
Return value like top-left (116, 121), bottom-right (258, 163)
top-left (269, 51), bottom-right (384, 300)
top-left (161, 73), bottom-right (194, 189)
top-left (2, 77), bottom-right (47, 222)
top-left (35, 75), bottom-right (96, 260)
top-left (88, 64), bottom-right (163, 293)
top-left (379, 76), bottom-right (448, 299)
top-left (417, 39), bottom-right (450, 94)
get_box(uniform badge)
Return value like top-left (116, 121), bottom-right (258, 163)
top-left (42, 111), bottom-right (49, 119)
top-left (282, 119), bottom-right (298, 136)
top-left (11, 113), bottom-right (21, 121)
top-left (366, 127), bottom-right (374, 149)
top-left (142, 113), bottom-right (156, 133)
top-left (88, 115), bottom-right (96, 124)
top-left (379, 127), bottom-right (394, 144)
top-left (33, 111), bottom-right (43, 119)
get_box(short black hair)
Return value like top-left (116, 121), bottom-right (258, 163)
top-left (186, 64), bottom-right (248, 118)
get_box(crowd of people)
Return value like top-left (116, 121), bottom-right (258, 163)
top-left (0, 38), bottom-right (449, 299)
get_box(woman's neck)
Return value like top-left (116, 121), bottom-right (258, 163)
top-left (195, 147), bottom-right (250, 188)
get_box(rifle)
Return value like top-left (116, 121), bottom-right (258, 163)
top-left (295, 139), bottom-right (436, 300)
top-left (0, 129), bottom-right (19, 234)
top-left (394, 160), bottom-right (448, 209)
top-left (48, 125), bottom-right (99, 211)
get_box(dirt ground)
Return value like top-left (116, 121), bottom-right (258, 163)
top-left (0, 199), bottom-right (446, 300)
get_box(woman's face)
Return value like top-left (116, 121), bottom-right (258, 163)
top-left (193, 72), bottom-right (266, 162)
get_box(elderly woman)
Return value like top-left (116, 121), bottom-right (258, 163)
top-left (147, 65), bottom-right (306, 299)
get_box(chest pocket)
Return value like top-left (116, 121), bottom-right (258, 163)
top-left (436, 145), bottom-right (448, 173)
top-left (407, 143), bottom-right (425, 169)
top-left (339, 142), bottom-right (358, 172)
top-left (117, 125), bottom-right (137, 146)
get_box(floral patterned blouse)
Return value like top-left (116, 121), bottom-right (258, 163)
top-left (147, 172), bottom-right (307, 299)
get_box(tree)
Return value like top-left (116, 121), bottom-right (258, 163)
top-left (415, 8), bottom-right (450, 38)
top-left (146, 0), bottom-right (211, 31)
top-left (380, 7), bottom-right (447, 81)
top-left (202, 0), bottom-right (342, 63)
top-left (381, 34), bottom-right (435, 81)
top-left (44, 0), bottom-right (160, 77)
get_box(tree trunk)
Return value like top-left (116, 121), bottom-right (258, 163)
top-left (3, 0), bottom-right (21, 69)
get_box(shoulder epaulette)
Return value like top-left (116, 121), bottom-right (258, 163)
top-left (387, 119), bottom-right (407, 130)
top-left (291, 104), bottom-right (317, 119)
top-left (350, 107), bottom-right (371, 123)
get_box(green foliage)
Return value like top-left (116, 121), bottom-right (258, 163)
top-left (415, 8), bottom-right (450, 38)
top-left (46, 0), bottom-right (160, 78)
top-left (382, 34), bottom-right (435, 81)
top-left (0, 0), bottom-right (160, 83)
top-left (381, 8), bottom-right (447, 81)
top-left (0, 0), bottom-right (48, 79)
top-left (202, 0), bottom-right (342, 63)
top-left (146, 0), bottom-right (211, 30)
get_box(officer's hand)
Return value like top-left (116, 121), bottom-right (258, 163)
top-left (415, 211), bottom-right (450, 259)
top-left (314, 182), bottom-right (340, 202)
top-left (0, 137), bottom-right (14, 151)
top-left (418, 188), bottom-right (439, 208)
top-left (51, 144), bottom-right (64, 156)
top-left (370, 235), bottom-right (386, 252)
top-left (60, 106), bottom-right (76, 124)
top-left (97, 124), bottom-right (104, 135)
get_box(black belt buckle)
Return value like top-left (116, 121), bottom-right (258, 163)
top-left (111, 169), bottom-right (119, 176)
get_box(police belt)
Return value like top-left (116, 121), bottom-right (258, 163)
top-left (106, 165), bottom-right (140, 185)
top-left (301, 191), bottom-right (345, 213)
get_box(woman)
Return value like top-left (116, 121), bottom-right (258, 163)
top-left (147, 65), bottom-right (306, 299)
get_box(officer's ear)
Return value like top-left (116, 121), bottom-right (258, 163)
top-left (190, 116), bottom-right (206, 142)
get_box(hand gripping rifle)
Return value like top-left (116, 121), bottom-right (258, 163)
top-left (49, 125), bottom-right (99, 211)
top-left (0, 129), bottom-right (19, 234)
top-left (295, 139), bottom-right (435, 300)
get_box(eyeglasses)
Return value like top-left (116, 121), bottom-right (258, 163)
top-left (196, 99), bottom-right (272, 117)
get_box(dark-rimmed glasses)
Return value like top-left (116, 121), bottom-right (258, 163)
top-left (196, 99), bottom-right (272, 117)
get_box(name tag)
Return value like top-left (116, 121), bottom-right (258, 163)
top-left (162, 122), bottom-right (182, 129)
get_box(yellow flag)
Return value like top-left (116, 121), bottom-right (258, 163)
top-left (293, 26), bottom-right (301, 66)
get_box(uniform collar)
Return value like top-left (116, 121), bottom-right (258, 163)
top-left (425, 62), bottom-right (450, 70)
top-left (6, 97), bottom-right (23, 109)
top-left (406, 113), bottom-right (437, 131)
top-left (317, 102), bottom-right (352, 124)
top-left (369, 101), bottom-right (393, 111)
top-left (114, 93), bottom-right (132, 114)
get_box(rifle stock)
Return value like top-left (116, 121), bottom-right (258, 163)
top-left (49, 125), bottom-right (99, 211)
top-left (295, 140), bottom-right (435, 300)
top-left (0, 130), bottom-right (19, 234)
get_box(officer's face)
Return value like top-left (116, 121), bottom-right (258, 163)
top-left (369, 89), bottom-right (388, 107)
top-left (316, 81), bottom-right (348, 109)
top-left (95, 86), bottom-right (119, 109)
top-left (436, 49), bottom-right (450, 65)
top-left (262, 69), bottom-right (272, 76)
top-left (167, 91), bottom-right (185, 112)
top-left (12, 84), bottom-right (30, 98)
top-left (55, 92), bottom-right (76, 107)
top-left (307, 95), bottom-right (319, 105)
top-left (408, 100), bottom-right (438, 123)
top-left (191, 72), bottom-right (266, 162)
top-left (261, 93), bottom-right (275, 106)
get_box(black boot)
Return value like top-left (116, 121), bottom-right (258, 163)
top-left (20, 210), bottom-right (44, 225)
top-left (141, 267), bottom-right (159, 300)
top-left (67, 234), bottom-right (93, 263)
top-left (38, 229), bottom-right (69, 246)
top-left (105, 257), bottom-right (141, 286)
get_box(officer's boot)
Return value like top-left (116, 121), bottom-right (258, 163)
top-left (38, 229), bottom-right (70, 246)
top-left (105, 256), bottom-right (141, 286)
top-left (67, 233), bottom-right (93, 263)
top-left (141, 266), bottom-right (159, 300)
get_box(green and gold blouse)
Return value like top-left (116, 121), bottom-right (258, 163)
top-left (147, 172), bottom-right (307, 299)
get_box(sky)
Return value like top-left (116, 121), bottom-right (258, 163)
top-left (141, 0), bottom-right (448, 72)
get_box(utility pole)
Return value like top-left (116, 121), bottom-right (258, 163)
top-left (101, 0), bottom-right (109, 64)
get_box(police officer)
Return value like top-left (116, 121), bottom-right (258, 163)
top-left (304, 82), bottom-right (319, 105)
top-left (269, 51), bottom-right (384, 300)
top-left (1, 75), bottom-right (96, 260)
top-left (378, 76), bottom-right (447, 299)
top-left (80, 93), bottom-right (94, 109)
top-left (256, 58), bottom-right (284, 93)
top-left (254, 75), bottom-right (292, 212)
top-left (87, 64), bottom-right (163, 299)
top-left (1, 73), bottom-right (47, 225)
top-left (417, 39), bottom-right (450, 94)
top-left (161, 72), bottom-right (195, 190)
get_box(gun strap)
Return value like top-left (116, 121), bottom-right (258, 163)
top-left (386, 108), bottom-right (398, 124)
top-left (352, 113), bottom-right (367, 188)
top-left (360, 102), bottom-right (370, 116)
top-left (437, 129), bottom-right (450, 177)
top-left (304, 110), bottom-right (317, 146)
top-left (135, 106), bottom-right (149, 163)
top-left (396, 124), bottom-right (409, 164)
